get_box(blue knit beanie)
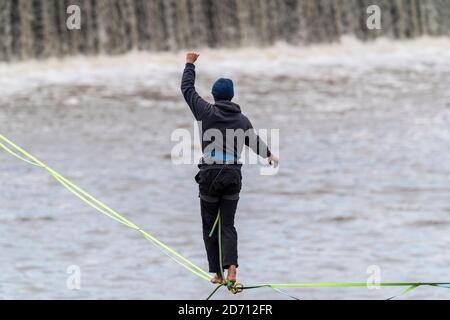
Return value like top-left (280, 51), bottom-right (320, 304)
top-left (212, 78), bottom-right (234, 101)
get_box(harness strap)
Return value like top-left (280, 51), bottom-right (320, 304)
top-left (199, 193), bottom-right (240, 203)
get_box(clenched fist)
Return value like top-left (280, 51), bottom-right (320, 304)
top-left (186, 52), bottom-right (200, 64)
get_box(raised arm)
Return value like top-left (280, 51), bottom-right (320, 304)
top-left (181, 52), bottom-right (212, 121)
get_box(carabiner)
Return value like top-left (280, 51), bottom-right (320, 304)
top-left (229, 282), bottom-right (244, 295)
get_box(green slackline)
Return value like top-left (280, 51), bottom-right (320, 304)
top-left (0, 134), bottom-right (211, 282)
top-left (206, 210), bottom-right (450, 300)
top-left (1, 133), bottom-right (449, 300)
top-left (217, 211), bottom-right (225, 281)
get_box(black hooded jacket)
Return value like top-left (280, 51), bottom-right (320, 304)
top-left (181, 63), bottom-right (271, 164)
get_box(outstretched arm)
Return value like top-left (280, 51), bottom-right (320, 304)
top-left (181, 52), bottom-right (212, 121)
top-left (245, 118), bottom-right (279, 168)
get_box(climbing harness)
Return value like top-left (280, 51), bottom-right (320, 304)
top-left (1, 133), bottom-right (450, 300)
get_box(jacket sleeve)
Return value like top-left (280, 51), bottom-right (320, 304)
top-left (245, 118), bottom-right (272, 159)
top-left (181, 63), bottom-right (212, 121)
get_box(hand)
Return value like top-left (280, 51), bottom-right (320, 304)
top-left (268, 154), bottom-right (279, 168)
top-left (186, 52), bottom-right (200, 64)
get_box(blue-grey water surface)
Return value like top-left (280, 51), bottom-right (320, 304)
top-left (1, 38), bottom-right (450, 299)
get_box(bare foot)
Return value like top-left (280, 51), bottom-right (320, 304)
top-left (211, 274), bottom-right (223, 284)
top-left (227, 265), bottom-right (237, 282)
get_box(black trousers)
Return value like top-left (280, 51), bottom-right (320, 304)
top-left (195, 164), bottom-right (242, 274)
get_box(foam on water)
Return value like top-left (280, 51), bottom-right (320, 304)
top-left (1, 37), bottom-right (450, 98)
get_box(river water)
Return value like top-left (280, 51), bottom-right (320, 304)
top-left (1, 37), bottom-right (450, 300)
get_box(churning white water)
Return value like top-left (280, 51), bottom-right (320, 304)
top-left (1, 37), bottom-right (450, 299)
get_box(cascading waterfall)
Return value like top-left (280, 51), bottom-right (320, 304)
top-left (0, 0), bottom-right (449, 62)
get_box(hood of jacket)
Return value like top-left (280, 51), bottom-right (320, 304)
top-left (214, 100), bottom-right (242, 114)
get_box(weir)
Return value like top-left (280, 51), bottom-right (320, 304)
top-left (0, 0), bottom-right (449, 62)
